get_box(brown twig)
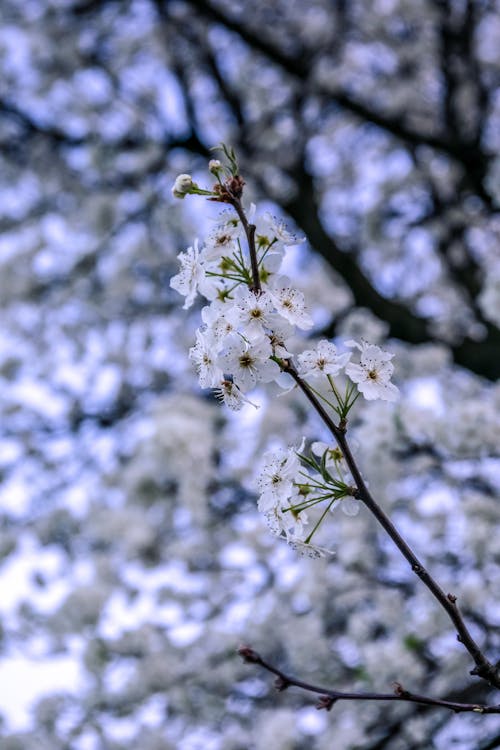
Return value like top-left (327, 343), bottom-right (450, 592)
top-left (281, 361), bottom-right (500, 690)
top-left (227, 181), bottom-right (499, 696)
top-left (238, 646), bottom-right (500, 715)
top-left (229, 195), bottom-right (260, 293)
top-left (211, 175), bottom-right (261, 292)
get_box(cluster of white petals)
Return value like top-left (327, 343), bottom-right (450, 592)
top-left (256, 438), bottom-right (360, 554)
top-left (257, 445), bottom-right (303, 511)
top-left (296, 338), bottom-right (399, 403)
top-left (256, 444), bottom-right (312, 550)
top-left (169, 239), bottom-right (217, 310)
top-left (345, 340), bottom-right (400, 402)
top-left (218, 334), bottom-right (280, 391)
top-left (297, 339), bottom-right (351, 378)
top-left (170, 206), bottom-right (312, 409)
top-left (171, 179), bottom-right (400, 548)
top-left (170, 196), bottom-right (399, 412)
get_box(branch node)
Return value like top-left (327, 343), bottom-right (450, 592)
top-left (447, 593), bottom-right (457, 604)
top-left (316, 695), bottom-right (336, 711)
top-left (274, 676), bottom-right (290, 692)
top-left (237, 645), bottom-right (260, 664)
top-left (393, 682), bottom-right (409, 698)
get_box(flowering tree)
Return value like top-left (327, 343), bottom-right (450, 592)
top-left (0, 1), bottom-right (499, 749)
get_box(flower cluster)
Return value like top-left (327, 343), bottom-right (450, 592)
top-left (170, 194), bottom-right (399, 410)
top-left (170, 202), bottom-right (315, 410)
top-left (256, 440), bottom-right (359, 556)
top-left (170, 155), bottom-right (400, 549)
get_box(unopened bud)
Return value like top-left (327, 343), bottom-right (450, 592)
top-left (237, 645), bottom-right (260, 663)
top-left (274, 676), bottom-right (289, 692)
top-left (208, 159), bottom-right (223, 175)
top-left (316, 695), bottom-right (336, 711)
top-left (172, 173), bottom-right (197, 199)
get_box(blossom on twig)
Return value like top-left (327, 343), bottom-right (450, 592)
top-left (217, 334), bottom-right (281, 392)
top-left (345, 340), bottom-right (399, 401)
top-left (297, 340), bottom-right (351, 378)
top-left (169, 240), bottom-right (217, 309)
top-left (172, 173), bottom-right (197, 198)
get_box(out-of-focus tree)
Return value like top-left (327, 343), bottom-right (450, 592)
top-left (0, 1), bottom-right (498, 749)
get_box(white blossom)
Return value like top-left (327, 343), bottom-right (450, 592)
top-left (268, 280), bottom-right (313, 329)
top-left (201, 301), bottom-right (240, 345)
top-left (259, 247), bottom-right (285, 277)
top-left (189, 329), bottom-right (224, 388)
top-left (7, 13), bottom-right (500, 748)
top-left (256, 445), bottom-right (302, 512)
top-left (205, 207), bottom-right (253, 258)
top-left (262, 212), bottom-right (305, 247)
top-left (204, 221), bottom-right (241, 260)
top-left (262, 491), bottom-right (309, 542)
top-left (267, 315), bottom-right (295, 358)
top-left (169, 240), bottom-right (217, 309)
top-left (214, 379), bottom-right (257, 411)
top-left (218, 334), bottom-right (280, 391)
top-left (297, 339), bottom-right (351, 378)
top-left (345, 340), bottom-right (399, 401)
top-left (233, 288), bottom-right (275, 336)
top-left (208, 159), bottom-right (222, 174)
top-left (287, 539), bottom-right (334, 558)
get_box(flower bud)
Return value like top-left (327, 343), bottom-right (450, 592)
top-left (208, 159), bottom-right (223, 175)
top-left (172, 173), bottom-right (197, 199)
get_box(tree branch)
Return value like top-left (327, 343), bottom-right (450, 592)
top-left (227, 183), bottom-right (500, 689)
top-left (281, 360), bottom-right (500, 689)
top-left (228, 195), bottom-right (260, 292)
top-left (238, 646), bottom-right (500, 714)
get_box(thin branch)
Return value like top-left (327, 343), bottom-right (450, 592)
top-left (238, 646), bottom-right (500, 714)
top-left (227, 194), bottom-right (260, 292)
top-left (224, 184), bottom-right (499, 689)
top-left (280, 360), bottom-right (500, 689)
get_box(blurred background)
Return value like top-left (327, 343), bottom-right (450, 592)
top-left (0, 1), bottom-right (499, 748)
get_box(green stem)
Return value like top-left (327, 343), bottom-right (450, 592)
top-left (305, 498), bottom-right (336, 544)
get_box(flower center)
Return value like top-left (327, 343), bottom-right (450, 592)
top-left (368, 369), bottom-right (378, 380)
top-left (217, 233), bottom-right (232, 246)
top-left (239, 354), bottom-right (254, 368)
